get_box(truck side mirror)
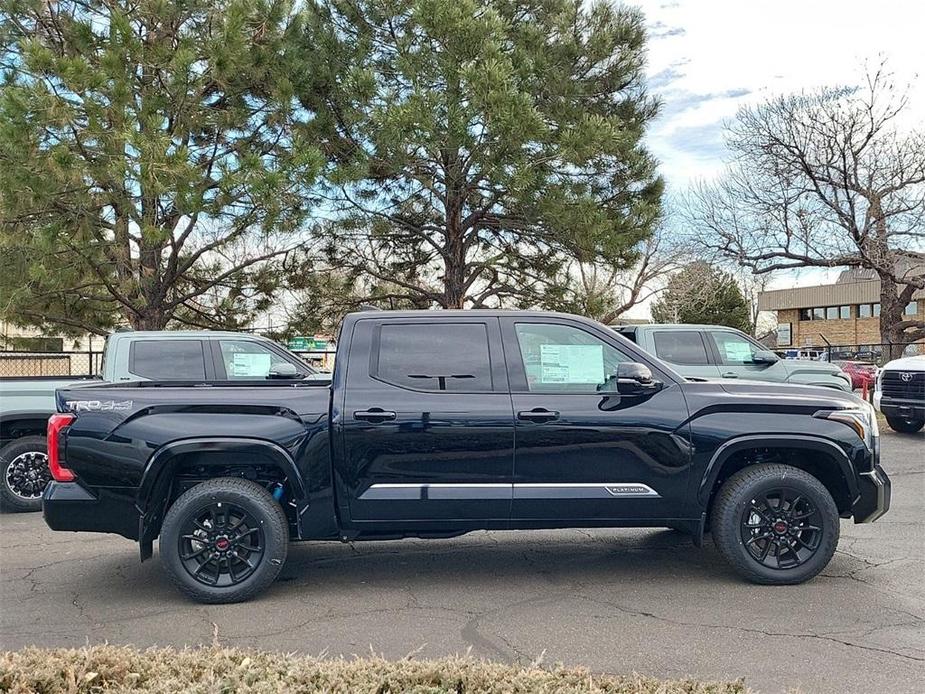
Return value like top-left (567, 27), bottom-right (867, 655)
top-left (751, 350), bottom-right (780, 365)
top-left (616, 362), bottom-right (663, 396)
top-left (267, 363), bottom-right (300, 379)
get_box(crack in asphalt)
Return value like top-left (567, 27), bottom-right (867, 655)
top-left (579, 594), bottom-right (925, 664)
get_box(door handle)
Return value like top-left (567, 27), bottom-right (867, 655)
top-left (354, 408), bottom-right (397, 422)
top-left (721, 372), bottom-right (738, 378)
top-left (517, 408), bottom-right (559, 422)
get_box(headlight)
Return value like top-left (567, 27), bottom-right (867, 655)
top-left (819, 403), bottom-right (879, 449)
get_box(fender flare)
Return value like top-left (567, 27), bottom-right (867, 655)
top-left (698, 434), bottom-right (859, 507)
top-left (137, 436), bottom-right (308, 514)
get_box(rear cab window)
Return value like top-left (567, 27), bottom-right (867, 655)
top-left (129, 340), bottom-right (206, 380)
top-left (653, 331), bottom-right (711, 365)
top-left (373, 323), bottom-right (493, 392)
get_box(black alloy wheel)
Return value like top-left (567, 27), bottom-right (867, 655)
top-left (740, 487), bottom-right (822, 570)
top-left (711, 463), bottom-right (839, 585)
top-left (178, 502), bottom-right (265, 587)
top-left (0, 436), bottom-right (51, 513)
top-left (160, 477), bottom-right (288, 603)
top-left (5, 451), bottom-right (51, 501)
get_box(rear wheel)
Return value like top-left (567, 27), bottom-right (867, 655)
top-left (711, 464), bottom-right (839, 585)
top-left (0, 436), bottom-right (51, 513)
top-left (160, 477), bottom-right (288, 603)
top-left (885, 416), bottom-right (924, 434)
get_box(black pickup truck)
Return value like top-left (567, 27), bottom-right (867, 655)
top-left (44, 310), bottom-right (890, 603)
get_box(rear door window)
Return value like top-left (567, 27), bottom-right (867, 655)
top-left (653, 331), bottom-right (711, 365)
top-left (375, 323), bottom-right (493, 392)
top-left (129, 340), bottom-right (206, 380)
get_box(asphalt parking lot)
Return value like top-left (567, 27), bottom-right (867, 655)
top-left (1, 429), bottom-right (922, 693)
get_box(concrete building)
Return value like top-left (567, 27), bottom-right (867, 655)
top-left (758, 268), bottom-right (924, 350)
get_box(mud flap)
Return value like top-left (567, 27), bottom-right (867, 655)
top-left (692, 512), bottom-right (706, 548)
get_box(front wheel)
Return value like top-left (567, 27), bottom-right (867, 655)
top-left (160, 477), bottom-right (288, 603)
top-left (885, 416), bottom-right (924, 434)
top-left (0, 436), bottom-right (51, 513)
top-left (711, 464), bottom-right (839, 585)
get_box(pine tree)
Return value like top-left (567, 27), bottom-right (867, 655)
top-left (651, 262), bottom-right (751, 332)
top-left (0, 0), bottom-right (321, 332)
top-left (292, 0), bottom-right (662, 309)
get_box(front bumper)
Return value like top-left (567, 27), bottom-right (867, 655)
top-left (853, 464), bottom-right (891, 523)
top-left (43, 481), bottom-right (139, 540)
top-left (878, 396), bottom-right (925, 421)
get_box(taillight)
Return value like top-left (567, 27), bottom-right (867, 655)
top-left (47, 412), bottom-right (76, 482)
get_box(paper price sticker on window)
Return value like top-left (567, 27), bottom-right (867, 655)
top-left (539, 344), bottom-right (604, 384)
top-left (723, 342), bottom-right (753, 363)
top-left (231, 352), bottom-right (272, 377)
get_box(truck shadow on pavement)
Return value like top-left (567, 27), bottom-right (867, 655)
top-left (274, 528), bottom-right (733, 591)
top-left (37, 528), bottom-right (734, 605)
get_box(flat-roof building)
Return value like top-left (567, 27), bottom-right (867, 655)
top-left (757, 268), bottom-right (924, 351)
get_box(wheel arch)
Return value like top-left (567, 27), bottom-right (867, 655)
top-left (700, 435), bottom-right (859, 515)
top-left (0, 412), bottom-right (51, 446)
top-left (137, 437), bottom-right (307, 548)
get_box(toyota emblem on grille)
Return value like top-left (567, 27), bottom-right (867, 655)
top-left (900, 372), bottom-right (914, 382)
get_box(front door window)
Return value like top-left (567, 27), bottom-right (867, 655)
top-left (514, 323), bottom-right (631, 393)
top-left (709, 331), bottom-right (762, 366)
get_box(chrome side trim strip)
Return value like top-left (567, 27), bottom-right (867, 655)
top-left (359, 483), bottom-right (511, 500)
top-left (359, 482), bottom-right (660, 501)
top-left (513, 482), bottom-right (660, 499)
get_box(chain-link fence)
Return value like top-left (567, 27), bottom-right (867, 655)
top-left (0, 351), bottom-right (103, 377)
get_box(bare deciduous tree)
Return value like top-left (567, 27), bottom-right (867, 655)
top-left (544, 227), bottom-right (687, 324)
top-left (684, 65), bottom-right (925, 356)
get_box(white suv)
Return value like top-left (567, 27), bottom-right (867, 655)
top-left (874, 355), bottom-right (925, 433)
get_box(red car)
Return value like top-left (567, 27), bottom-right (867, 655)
top-left (834, 360), bottom-right (877, 390)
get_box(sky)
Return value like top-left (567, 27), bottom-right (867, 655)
top-left (627, 0), bottom-right (924, 304)
top-left (635, 0), bottom-right (925, 189)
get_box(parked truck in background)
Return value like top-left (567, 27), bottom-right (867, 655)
top-left (874, 355), bottom-right (925, 433)
top-left (614, 324), bottom-right (852, 391)
top-left (44, 310), bottom-right (889, 603)
top-left (0, 331), bottom-right (321, 511)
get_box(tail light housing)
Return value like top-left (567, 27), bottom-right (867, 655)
top-left (47, 413), bottom-right (76, 482)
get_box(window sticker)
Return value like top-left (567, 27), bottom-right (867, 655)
top-left (723, 341), bottom-right (753, 363)
top-left (539, 344), bottom-right (604, 384)
top-left (231, 352), bottom-right (272, 376)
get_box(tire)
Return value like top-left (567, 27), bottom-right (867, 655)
top-left (885, 416), bottom-right (924, 434)
top-left (711, 464), bottom-right (839, 585)
top-left (160, 477), bottom-right (288, 603)
top-left (0, 436), bottom-right (51, 513)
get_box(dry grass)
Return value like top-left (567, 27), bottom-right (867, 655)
top-left (0, 645), bottom-right (745, 693)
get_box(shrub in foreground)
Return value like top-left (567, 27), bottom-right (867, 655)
top-left (0, 645), bottom-right (745, 693)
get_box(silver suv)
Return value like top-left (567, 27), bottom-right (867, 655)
top-left (614, 324), bottom-right (852, 392)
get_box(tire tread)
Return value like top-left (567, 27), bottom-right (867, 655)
top-left (711, 463), bottom-right (839, 585)
top-left (160, 477), bottom-right (288, 603)
top-left (0, 436), bottom-right (48, 513)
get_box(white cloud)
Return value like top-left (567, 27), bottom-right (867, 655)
top-left (634, 0), bottom-right (925, 188)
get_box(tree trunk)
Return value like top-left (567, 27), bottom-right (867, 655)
top-left (129, 310), bottom-right (169, 331)
top-left (441, 145), bottom-right (466, 309)
top-left (879, 277), bottom-right (907, 361)
top-left (442, 237), bottom-right (466, 309)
